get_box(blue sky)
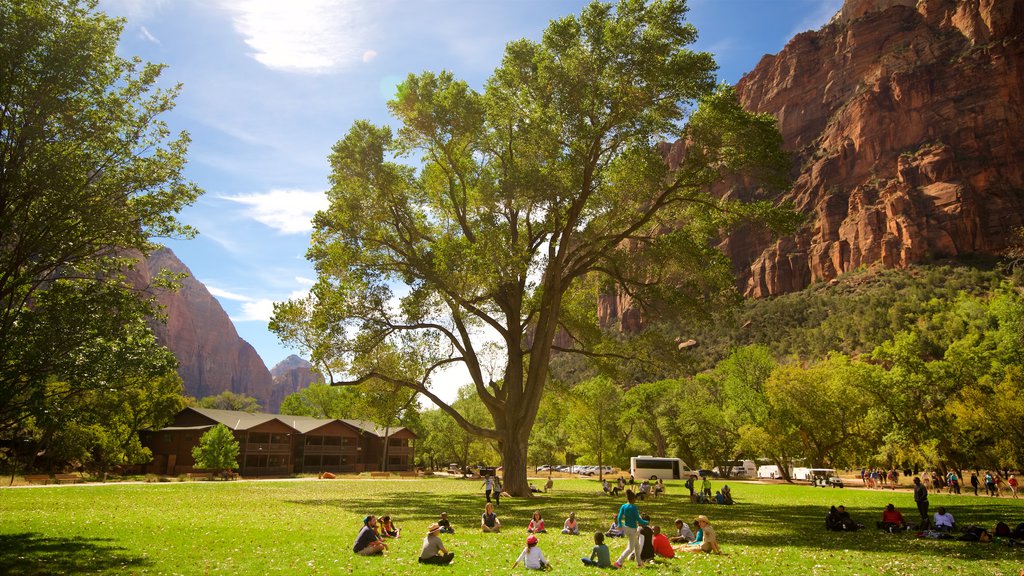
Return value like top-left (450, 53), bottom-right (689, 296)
top-left (98, 0), bottom-right (842, 401)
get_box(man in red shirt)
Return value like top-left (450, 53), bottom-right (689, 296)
top-left (651, 525), bottom-right (675, 558)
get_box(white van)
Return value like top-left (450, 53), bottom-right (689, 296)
top-left (630, 456), bottom-right (694, 480)
top-left (714, 460), bottom-right (756, 478)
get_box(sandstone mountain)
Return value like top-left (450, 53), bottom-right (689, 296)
top-left (269, 355), bottom-right (323, 412)
top-left (601, 0), bottom-right (1024, 331)
top-left (732, 0), bottom-right (1024, 297)
top-left (131, 248), bottom-right (274, 409)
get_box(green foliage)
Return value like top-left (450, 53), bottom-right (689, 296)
top-left (278, 383), bottom-right (361, 419)
top-left (272, 0), bottom-right (792, 495)
top-left (0, 0), bottom-right (200, 439)
top-left (197, 391), bottom-right (262, 413)
top-left (191, 424), bottom-right (239, 472)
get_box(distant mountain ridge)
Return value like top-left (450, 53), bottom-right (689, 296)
top-left (130, 248), bottom-right (274, 409)
top-left (269, 355), bottom-right (323, 412)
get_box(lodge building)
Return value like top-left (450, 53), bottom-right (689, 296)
top-left (141, 407), bottom-right (416, 477)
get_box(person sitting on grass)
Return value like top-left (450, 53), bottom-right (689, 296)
top-left (418, 523), bottom-right (455, 565)
top-left (544, 477), bottom-right (554, 492)
top-left (933, 507), bottom-right (956, 532)
top-left (437, 511), bottom-right (455, 534)
top-left (581, 531), bottom-right (612, 568)
top-left (679, 515), bottom-right (719, 554)
top-left (669, 518), bottom-right (694, 543)
top-left (879, 503), bottom-right (908, 532)
top-left (512, 534), bottom-right (550, 571)
top-left (529, 482), bottom-right (543, 494)
top-left (651, 525), bottom-right (675, 559)
top-left (481, 502), bottom-right (501, 533)
top-left (562, 512), bottom-right (580, 535)
top-left (721, 484), bottom-right (734, 505)
top-left (605, 517), bottom-right (625, 538)
top-left (353, 515), bottom-right (387, 556)
top-left (528, 511), bottom-right (547, 533)
top-left (638, 514), bottom-right (656, 563)
top-left (379, 514), bottom-right (400, 538)
top-left (825, 505), bottom-right (859, 531)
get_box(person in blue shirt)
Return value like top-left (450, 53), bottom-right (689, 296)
top-left (614, 490), bottom-right (649, 568)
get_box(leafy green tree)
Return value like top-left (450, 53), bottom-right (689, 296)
top-left (619, 379), bottom-right (676, 457)
top-left (272, 0), bottom-right (792, 495)
top-left (197, 391), bottom-right (262, 413)
top-left (191, 424), bottom-right (240, 473)
top-left (0, 0), bottom-right (201, 435)
top-left (418, 386), bottom-right (498, 471)
top-left (279, 383), bottom-right (361, 419)
top-left (566, 377), bottom-right (622, 480)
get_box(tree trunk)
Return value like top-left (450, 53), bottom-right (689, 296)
top-left (500, 427), bottom-right (531, 497)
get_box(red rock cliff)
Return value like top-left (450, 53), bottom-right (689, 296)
top-left (131, 248), bottom-right (274, 409)
top-left (732, 0), bottom-right (1024, 297)
top-left (268, 355), bottom-right (323, 412)
top-left (598, 0), bottom-right (1023, 330)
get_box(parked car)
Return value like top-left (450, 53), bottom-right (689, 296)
top-left (535, 465), bottom-right (551, 472)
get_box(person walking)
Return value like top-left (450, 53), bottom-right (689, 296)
top-left (913, 476), bottom-right (929, 529)
top-left (970, 472), bottom-right (980, 496)
top-left (613, 490), bottom-right (649, 568)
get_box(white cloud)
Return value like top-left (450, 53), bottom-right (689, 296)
top-left (362, 49), bottom-right (379, 63)
top-left (139, 26), bottom-right (160, 44)
top-left (295, 276), bottom-right (316, 286)
top-left (222, 188), bottom-right (329, 234)
top-left (214, 0), bottom-right (380, 74)
top-left (99, 0), bottom-right (170, 20)
top-left (207, 286), bottom-right (253, 301)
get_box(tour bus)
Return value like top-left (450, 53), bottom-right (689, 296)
top-left (713, 459), bottom-right (757, 478)
top-left (629, 456), bottom-right (694, 480)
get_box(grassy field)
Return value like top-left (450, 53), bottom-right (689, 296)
top-left (1, 476), bottom-right (1022, 575)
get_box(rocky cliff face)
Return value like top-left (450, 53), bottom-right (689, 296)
top-left (268, 355), bottom-right (323, 412)
top-left (731, 0), bottom-right (1024, 297)
top-left (131, 248), bottom-right (274, 409)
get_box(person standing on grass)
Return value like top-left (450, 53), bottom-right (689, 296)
top-left (482, 475), bottom-right (494, 503)
top-left (418, 523), bottom-right (455, 565)
top-left (971, 471), bottom-right (980, 496)
top-left (913, 476), bottom-right (929, 529)
top-left (1008, 475), bottom-right (1019, 498)
top-left (613, 489), bottom-right (649, 568)
top-left (353, 515), bottom-right (387, 556)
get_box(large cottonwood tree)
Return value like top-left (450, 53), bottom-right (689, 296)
top-left (272, 0), bottom-right (792, 495)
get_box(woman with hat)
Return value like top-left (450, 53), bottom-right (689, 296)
top-left (680, 515), bottom-right (719, 554)
top-left (418, 522), bottom-right (455, 565)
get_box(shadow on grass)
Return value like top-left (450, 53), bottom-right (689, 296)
top-left (285, 483), bottom-right (1024, 563)
top-left (0, 533), bottom-right (151, 576)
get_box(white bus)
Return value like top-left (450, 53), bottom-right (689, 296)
top-left (629, 456), bottom-right (693, 480)
top-left (714, 459), bottom-right (757, 478)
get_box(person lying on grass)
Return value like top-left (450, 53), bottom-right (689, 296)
top-left (512, 534), bottom-right (551, 571)
top-left (353, 515), bottom-right (387, 556)
top-left (581, 531), bottom-right (612, 568)
top-left (678, 515), bottom-right (719, 554)
top-left (481, 502), bottom-right (501, 533)
top-left (418, 522), bottom-right (455, 565)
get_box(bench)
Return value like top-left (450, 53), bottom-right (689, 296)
top-left (188, 472), bottom-right (214, 481)
top-left (23, 475), bottom-right (50, 485)
top-left (398, 471), bottom-right (418, 478)
top-left (369, 472), bottom-right (390, 478)
top-left (54, 474), bottom-right (81, 484)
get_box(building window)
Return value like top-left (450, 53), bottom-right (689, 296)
top-left (249, 432), bottom-right (269, 444)
top-left (305, 436), bottom-right (323, 446)
top-left (388, 438), bottom-right (407, 447)
top-left (322, 455), bottom-right (340, 466)
top-left (323, 435), bottom-right (341, 446)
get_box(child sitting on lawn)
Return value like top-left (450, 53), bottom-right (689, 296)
top-left (379, 515), bottom-right (400, 538)
top-left (669, 518), bottom-right (694, 543)
top-left (513, 535), bottom-right (550, 570)
top-left (581, 531), bottom-right (612, 567)
top-left (562, 512), bottom-right (580, 535)
top-left (437, 511), bottom-right (455, 534)
top-left (528, 511), bottom-right (547, 533)
top-left (606, 517), bottom-right (625, 538)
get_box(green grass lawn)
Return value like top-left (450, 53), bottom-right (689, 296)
top-left (1, 476), bottom-right (1022, 575)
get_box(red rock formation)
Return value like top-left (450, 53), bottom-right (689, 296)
top-left (268, 355), bottom-right (323, 412)
top-left (598, 0), bottom-right (1023, 330)
top-left (731, 0), bottom-right (1024, 297)
top-left (130, 248), bottom-right (274, 409)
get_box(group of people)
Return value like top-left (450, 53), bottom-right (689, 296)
top-left (353, 486), bottom-right (723, 569)
top-left (860, 467), bottom-right (1019, 498)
